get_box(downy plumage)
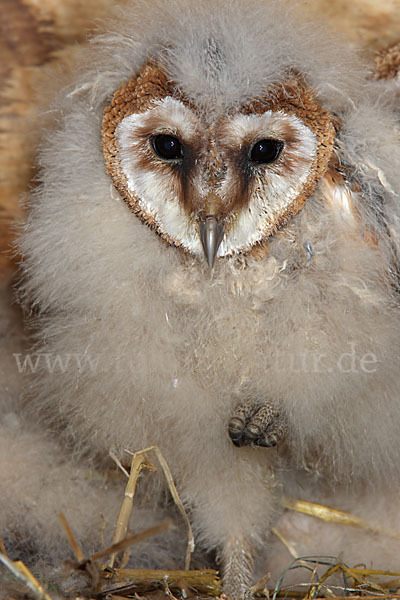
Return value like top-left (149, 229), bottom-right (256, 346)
top-left (1, 1), bottom-right (400, 597)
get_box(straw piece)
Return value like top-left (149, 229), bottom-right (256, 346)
top-left (284, 497), bottom-right (400, 540)
top-left (106, 568), bottom-right (221, 596)
top-left (338, 565), bottom-right (400, 594)
top-left (126, 446), bottom-right (195, 570)
top-left (284, 498), bottom-right (369, 527)
top-left (58, 512), bottom-right (85, 562)
top-left (109, 449), bottom-right (131, 479)
top-left (271, 526), bottom-right (301, 560)
top-left (249, 571), bottom-right (271, 596)
top-left (275, 595), bottom-right (400, 600)
top-left (312, 562), bottom-right (349, 598)
top-left (108, 452), bottom-right (147, 568)
top-left (0, 538), bottom-right (7, 556)
top-left (270, 555), bottom-right (400, 600)
top-left (163, 574), bottom-right (180, 600)
top-left (89, 519), bottom-right (173, 563)
top-left (275, 555), bottom-right (400, 600)
top-left (351, 568), bottom-right (400, 578)
top-left (0, 552), bottom-right (53, 600)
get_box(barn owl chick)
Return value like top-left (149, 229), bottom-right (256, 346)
top-left (4, 0), bottom-right (400, 597)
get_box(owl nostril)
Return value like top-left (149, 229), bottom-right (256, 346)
top-left (204, 192), bottom-right (222, 215)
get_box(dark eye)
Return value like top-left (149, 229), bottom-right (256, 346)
top-left (151, 134), bottom-right (183, 160)
top-left (249, 138), bottom-right (284, 164)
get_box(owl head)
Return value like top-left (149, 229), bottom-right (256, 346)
top-left (85, 0), bottom-right (384, 270)
top-left (102, 60), bottom-right (335, 267)
top-left (21, 0), bottom-right (399, 328)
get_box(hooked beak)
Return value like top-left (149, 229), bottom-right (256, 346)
top-left (198, 216), bottom-right (225, 269)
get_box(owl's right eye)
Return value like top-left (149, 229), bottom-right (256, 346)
top-left (249, 138), bottom-right (284, 164)
top-left (151, 134), bottom-right (183, 160)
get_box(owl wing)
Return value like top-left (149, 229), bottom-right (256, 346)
top-left (324, 50), bottom-right (400, 287)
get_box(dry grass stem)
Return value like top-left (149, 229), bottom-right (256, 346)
top-left (250, 571), bottom-right (271, 596)
top-left (125, 446), bottom-right (195, 570)
top-left (0, 538), bottom-right (7, 556)
top-left (0, 552), bottom-right (53, 600)
top-left (271, 526), bottom-right (301, 560)
top-left (272, 555), bottom-right (400, 600)
top-left (108, 452), bottom-right (148, 568)
top-left (89, 519), bottom-right (173, 563)
top-left (106, 568), bottom-right (221, 596)
top-left (58, 512), bottom-right (85, 563)
top-left (284, 498), bottom-right (400, 540)
top-left (109, 449), bottom-right (131, 479)
top-left (53, 448), bottom-right (207, 597)
top-left (275, 596), bottom-right (400, 600)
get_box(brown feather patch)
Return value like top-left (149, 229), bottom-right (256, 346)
top-left (373, 42), bottom-right (400, 80)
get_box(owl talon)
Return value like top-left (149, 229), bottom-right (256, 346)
top-left (228, 416), bottom-right (247, 442)
top-left (245, 422), bottom-right (263, 439)
top-left (228, 398), bottom-right (287, 448)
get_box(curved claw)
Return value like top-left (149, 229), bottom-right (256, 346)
top-left (228, 416), bottom-right (246, 446)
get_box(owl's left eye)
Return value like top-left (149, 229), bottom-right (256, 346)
top-left (249, 138), bottom-right (284, 164)
top-left (151, 134), bottom-right (183, 160)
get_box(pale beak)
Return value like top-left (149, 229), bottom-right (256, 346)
top-left (199, 216), bottom-right (225, 268)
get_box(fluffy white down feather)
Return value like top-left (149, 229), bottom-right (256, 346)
top-left (1, 0), bottom-right (400, 596)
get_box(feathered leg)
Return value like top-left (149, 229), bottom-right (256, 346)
top-left (219, 535), bottom-right (254, 599)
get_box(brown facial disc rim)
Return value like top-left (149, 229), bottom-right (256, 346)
top-left (101, 61), bottom-right (336, 257)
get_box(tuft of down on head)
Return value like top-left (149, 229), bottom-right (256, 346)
top-left (71, 0), bottom-right (366, 113)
